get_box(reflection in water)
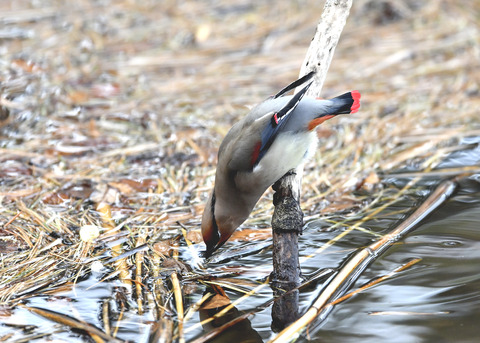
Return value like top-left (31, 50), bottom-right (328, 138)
top-left (271, 284), bottom-right (299, 332)
top-left (199, 303), bottom-right (263, 343)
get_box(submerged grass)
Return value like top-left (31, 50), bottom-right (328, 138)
top-left (0, 0), bottom-right (479, 341)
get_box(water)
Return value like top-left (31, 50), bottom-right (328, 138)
top-left (314, 179), bottom-right (480, 343)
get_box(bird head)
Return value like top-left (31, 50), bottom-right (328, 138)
top-left (201, 192), bottom-right (220, 257)
top-left (201, 190), bottom-right (252, 257)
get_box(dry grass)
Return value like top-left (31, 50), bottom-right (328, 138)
top-left (0, 0), bottom-right (479, 341)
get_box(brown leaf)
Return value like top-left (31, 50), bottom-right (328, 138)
top-left (230, 228), bottom-right (272, 242)
top-left (153, 240), bottom-right (173, 256)
top-left (200, 293), bottom-right (231, 310)
top-left (43, 181), bottom-right (95, 204)
top-left (108, 181), bottom-right (136, 195)
top-left (118, 178), bottom-right (158, 192)
top-left (186, 229), bottom-right (203, 244)
top-left (42, 191), bottom-right (70, 205)
top-left (356, 171), bottom-right (381, 191)
top-left (11, 59), bottom-right (42, 73)
top-left (68, 90), bottom-right (90, 104)
top-left (161, 258), bottom-right (189, 274)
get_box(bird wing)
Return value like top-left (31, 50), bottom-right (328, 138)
top-left (224, 72), bottom-right (316, 172)
top-left (252, 81), bottom-right (312, 166)
top-left (273, 70), bottom-right (315, 99)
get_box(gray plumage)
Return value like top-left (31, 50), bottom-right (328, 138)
top-left (202, 75), bottom-right (360, 257)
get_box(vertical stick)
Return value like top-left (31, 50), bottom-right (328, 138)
top-left (299, 0), bottom-right (354, 97)
top-left (271, 0), bottom-right (353, 330)
top-left (271, 171), bottom-right (303, 330)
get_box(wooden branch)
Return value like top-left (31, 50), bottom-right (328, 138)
top-left (271, 0), bottom-right (353, 330)
top-left (271, 0), bottom-right (354, 278)
top-left (299, 0), bottom-right (353, 96)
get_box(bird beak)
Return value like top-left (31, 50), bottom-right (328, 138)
top-left (201, 192), bottom-right (220, 257)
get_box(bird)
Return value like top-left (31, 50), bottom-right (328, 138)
top-left (201, 71), bottom-right (360, 257)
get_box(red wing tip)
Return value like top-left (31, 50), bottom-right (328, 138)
top-left (273, 113), bottom-right (279, 124)
top-left (350, 90), bottom-right (361, 113)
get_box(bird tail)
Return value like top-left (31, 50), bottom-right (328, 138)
top-left (328, 90), bottom-right (361, 114)
top-left (307, 91), bottom-right (361, 130)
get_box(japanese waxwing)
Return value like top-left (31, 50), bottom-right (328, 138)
top-left (202, 71), bottom-right (360, 257)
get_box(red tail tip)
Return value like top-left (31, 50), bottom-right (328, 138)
top-left (350, 90), bottom-right (361, 114)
